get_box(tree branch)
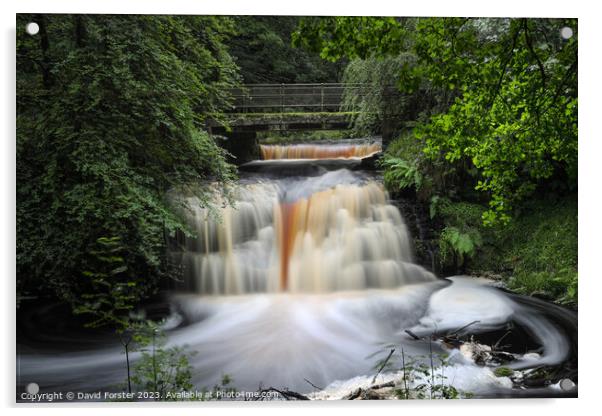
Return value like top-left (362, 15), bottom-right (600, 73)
top-left (523, 19), bottom-right (546, 89)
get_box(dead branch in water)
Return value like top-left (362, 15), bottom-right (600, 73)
top-left (303, 378), bottom-right (322, 390)
top-left (449, 320), bottom-right (481, 337)
top-left (493, 330), bottom-right (512, 350)
top-left (404, 329), bottom-right (421, 340)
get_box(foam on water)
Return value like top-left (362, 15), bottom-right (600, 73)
top-left (18, 165), bottom-right (575, 398)
top-left (18, 277), bottom-right (570, 394)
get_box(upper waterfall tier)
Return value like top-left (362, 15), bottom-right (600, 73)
top-left (260, 142), bottom-right (381, 160)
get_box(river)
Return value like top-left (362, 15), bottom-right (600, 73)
top-left (17, 139), bottom-right (577, 400)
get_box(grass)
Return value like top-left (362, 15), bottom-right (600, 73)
top-left (470, 194), bottom-right (578, 306)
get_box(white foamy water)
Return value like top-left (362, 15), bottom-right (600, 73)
top-left (18, 165), bottom-right (575, 398)
top-left (171, 169), bottom-right (435, 295)
top-left (19, 278), bottom-right (570, 395)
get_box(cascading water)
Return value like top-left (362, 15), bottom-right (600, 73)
top-left (171, 169), bottom-right (435, 296)
top-left (260, 142), bottom-right (381, 160)
top-left (17, 141), bottom-right (577, 399)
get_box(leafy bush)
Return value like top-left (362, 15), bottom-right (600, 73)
top-left (131, 345), bottom-right (195, 399)
top-left (408, 18), bottom-right (577, 225)
top-left (429, 197), bottom-right (485, 271)
top-left (126, 320), bottom-right (195, 400)
top-left (72, 236), bottom-right (138, 329)
top-left (382, 157), bottom-right (423, 191)
top-left (438, 227), bottom-right (482, 268)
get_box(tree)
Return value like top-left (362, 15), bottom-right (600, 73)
top-left (294, 17), bottom-right (578, 224)
top-left (229, 16), bottom-right (344, 83)
top-left (17, 14), bottom-right (240, 311)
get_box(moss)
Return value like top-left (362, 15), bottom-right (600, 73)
top-left (258, 129), bottom-right (357, 144)
top-left (494, 367), bottom-right (514, 377)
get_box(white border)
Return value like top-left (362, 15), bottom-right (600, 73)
top-left (2, 1), bottom-right (600, 415)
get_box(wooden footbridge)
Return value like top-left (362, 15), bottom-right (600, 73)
top-left (208, 83), bottom-right (400, 163)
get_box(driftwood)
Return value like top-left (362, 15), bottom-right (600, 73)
top-left (344, 381), bottom-right (396, 400)
top-left (403, 322), bottom-right (519, 367)
top-left (440, 321), bottom-right (482, 348)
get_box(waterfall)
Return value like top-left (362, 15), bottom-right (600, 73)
top-left (172, 182), bottom-right (279, 295)
top-left (260, 142), bottom-right (381, 160)
top-left (172, 169), bottom-right (435, 295)
top-left (19, 144), bottom-right (575, 398)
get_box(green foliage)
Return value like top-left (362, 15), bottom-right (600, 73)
top-left (340, 55), bottom-right (418, 136)
top-left (371, 346), bottom-right (472, 400)
top-left (430, 197), bottom-right (485, 270)
top-left (471, 195), bottom-right (577, 305)
top-left (386, 130), bottom-right (424, 160)
top-left (439, 227), bottom-right (481, 268)
top-left (294, 17), bottom-right (578, 224)
top-left (131, 346), bottom-right (194, 399)
top-left (382, 157), bottom-right (423, 191)
top-left (386, 134), bottom-right (577, 303)
top-left (293, 17), bottom-right (412, 62)
top-left (128, 320), bottom-right (195, 400)
top-left (509, 268), bottom-right (577, 306)
top-left (410, 18), bottom-right (577, 224)
top-left (72, 236), bottom-right (137, 329)
top-left (230, 16), bottom-right (343, 83)
top-left (16, 14), bottom-right (240, 311)
top-left (381, 130), bottom-right (442, 199)
top-left (559, 272), bottom-right (578, 305)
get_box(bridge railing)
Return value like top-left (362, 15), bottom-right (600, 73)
top-left (227, 83), bottom-right (367, 113)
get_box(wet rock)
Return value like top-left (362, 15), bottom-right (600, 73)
top-left (460, 342), bottom-right (493, 365)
